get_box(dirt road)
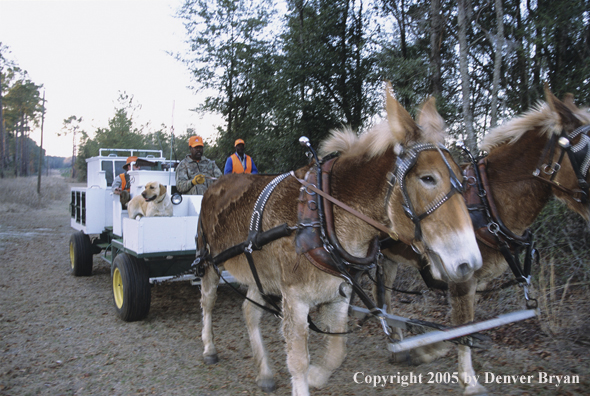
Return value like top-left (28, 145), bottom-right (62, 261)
top-left (1, 177), bottom-right (588, 395)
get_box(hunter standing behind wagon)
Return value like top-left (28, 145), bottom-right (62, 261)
top-left (175, 135), bottom-right (222, 195)
top-left (223, 138), bottom-right (258, 174)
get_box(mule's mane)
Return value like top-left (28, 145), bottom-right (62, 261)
top-left (481, 102), bottom-right (590, 152)
top-left (320, 120), bottom-right (445, 159)
top-left (319, 122), bottom-right (397, 159)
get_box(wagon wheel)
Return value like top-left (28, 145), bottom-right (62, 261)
top-left (69, 232), bottom-right (93, 276)
top-left (112, 253), bottom-right (151, 322)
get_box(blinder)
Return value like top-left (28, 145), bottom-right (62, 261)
top-left (534, 124), bottom-right (590, 204)
top-left (385, 142), bottom-right (464, 245)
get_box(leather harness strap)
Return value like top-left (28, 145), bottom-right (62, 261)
top-left (290, 170), bottom-right (402, 243)
top-left (462, 155), bottom-right (537, 288)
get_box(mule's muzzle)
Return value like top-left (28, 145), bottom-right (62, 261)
top-left (456, 262), bottom-right (474, 280)
top-left (426, 249), bottom-right (478, 284)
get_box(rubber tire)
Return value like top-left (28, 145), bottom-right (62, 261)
top-left (112, 253), bottom-right (151, 322)
top-left (69, 232), bottom-right (93, 276)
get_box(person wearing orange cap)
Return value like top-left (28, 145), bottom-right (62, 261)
top-left (223, 138), bottom-right (258, 174)
top-left (112, 156), bottom-right (141, 196)
top-left (175, 135), bottom-right (222, 195)
top-left (112, 156), bottom-right (142, 209)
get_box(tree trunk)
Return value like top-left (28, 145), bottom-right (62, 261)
top-left (458, 0), bottom-right (476, 151)
top-left (515, 2), bottom-right (529, 111)
top-left (490, 0), bottom-right (504, 128)
top-left (15, 114), bottom-right (22, 177)
top-left (0, 73), bottom-right (4, 178)
top-left (38, 92), bottom-right (45, 194)
top-left (430, 0), bottom-right (443, 97)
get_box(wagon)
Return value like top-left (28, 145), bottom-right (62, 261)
top-left (68, 148), bottom-right (234, 322)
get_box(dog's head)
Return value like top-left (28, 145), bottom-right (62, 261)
top-left (141, 181), bottom-right (167, 202)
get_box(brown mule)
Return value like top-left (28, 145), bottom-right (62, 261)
top-left (379, 87), bottom-right (590, 395)
top-left (197, 83), bottom-right (482, 396)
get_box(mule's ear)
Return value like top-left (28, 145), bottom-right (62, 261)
top-left (160, 184), bottom-right (167, 196)
top-left (562, 93), bottom-right (578, 112)
top-left (545, 83), bottom-right (579, 130)
top-left (417, 96), bottom-right (445, 144)
top-left (385, 81), bottom-right (418, 145)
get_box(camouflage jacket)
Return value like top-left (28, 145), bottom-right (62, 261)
top-left (175, 155), bottom-right (222, 195)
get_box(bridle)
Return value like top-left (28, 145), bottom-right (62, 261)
top-left (384, 142), bottom-right (465, 245)
top-left (533, 124), bottom-right (590, 204)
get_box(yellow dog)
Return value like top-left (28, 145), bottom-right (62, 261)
top-left (127, 181), bottom-right (173, 219)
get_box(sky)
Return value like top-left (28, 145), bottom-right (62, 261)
top-left (0, 0), bottom-right (223, 158)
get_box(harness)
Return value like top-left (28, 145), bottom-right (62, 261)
top-left (532, 125), bottom-right (590, 204)
top-left (463, 124), bottom-right (590, 294)
top-left (194, 137), bottom-right (464, 337)
top-left (462, 153), bottom-right (538, 307)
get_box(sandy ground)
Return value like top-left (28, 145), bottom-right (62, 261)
top-left (1, 177), bottom-right (589, 395)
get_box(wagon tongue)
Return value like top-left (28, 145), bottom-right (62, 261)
top-left (387, 309), bottom-right (537, 353)
top-left (349, 305), bottom-right (537, 351)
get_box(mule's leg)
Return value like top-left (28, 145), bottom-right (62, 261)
top-left (375, 257), bottom-right (410, 363)
top-left (377, 256), bottom-right (398, 315)
top-left (449, 277), bottom-right (487, 396)
top-left (281, 291), bottom-right (311, 396)
top-left (308, 292), bottom-right (350, 388)
top-left (201, 266), bottom-right (220, 365)
top-left (242, 288), bottom-right (276, 392)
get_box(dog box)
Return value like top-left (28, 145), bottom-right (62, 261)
top-left (70, 187), bottom-right (112, 234)
top-left (122, 195), bottom-right (202, 255)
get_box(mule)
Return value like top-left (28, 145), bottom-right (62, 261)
top-left (379, 88), bottom-right (590, 395)
top-left (196, 84), bottom-right (482, 396)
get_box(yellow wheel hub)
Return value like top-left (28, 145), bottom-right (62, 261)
top-left (69, 242), bottom-right (75, 270)
top-left (113, 267), bottom-right (124, 309)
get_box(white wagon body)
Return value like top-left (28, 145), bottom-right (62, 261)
top-left (68, 148), bottom-right (233, 322)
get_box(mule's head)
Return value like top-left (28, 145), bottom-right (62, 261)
top-left (384, 84), bottom-right (482, 283)
top-left (544, 88), bottom-right (590, 220)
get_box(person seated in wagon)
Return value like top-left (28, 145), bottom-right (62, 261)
top-left (175, 135), bottom-right (222, 195)
top-left (112, 155), bottom-right (155, 208)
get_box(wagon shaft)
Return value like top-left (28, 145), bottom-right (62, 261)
top-left (387, 309), bottom-right (537, 353)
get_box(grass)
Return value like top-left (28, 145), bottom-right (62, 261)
top-left (0, 174), bottom-right (72, 209)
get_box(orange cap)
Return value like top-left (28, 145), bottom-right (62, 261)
top-left (189, 136), bottom-right (204, 147)
top-left (234, 138), bottom-right (245, 147)
top-left (123, 156), bottom-right (138, 170)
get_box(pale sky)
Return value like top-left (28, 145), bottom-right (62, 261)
top-left (0, 0), bottom-right (223, 158)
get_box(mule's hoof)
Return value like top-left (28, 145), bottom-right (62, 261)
top-left (257, 378), bottom-right (277, 393)
top-left (308, 365), bottom-right (331, 388)
top-left (463, 383), bottom-right (488, 396)
top-left (203, 354), bottom-right (219, 365)
top-left (389, 350), bottom-right (411, 365)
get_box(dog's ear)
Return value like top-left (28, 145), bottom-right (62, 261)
top-left (160, 184), bottom-right (167, 196)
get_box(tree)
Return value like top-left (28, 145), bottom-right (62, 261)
top-left (177, 0), bottom-right (275, 143)
top-left (59, 115), bottom-right (83, 178)
top-left (457, 0), bottom-right (476, 151)
top-left (489, 0), bottom-right (504, 128)
top-left (430, 0), bottom-right (444, 98)
top-left (3, 76), bottom-right (43, 176)
top-left (74, 93), bottom-right (157, 181)
top-left (0, 42), bottom-right (15, 178)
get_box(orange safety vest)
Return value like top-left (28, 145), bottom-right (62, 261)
top-left (230, 153), bottom-right (253, 174)
top-left (118, 173), bottom-right (129, 191)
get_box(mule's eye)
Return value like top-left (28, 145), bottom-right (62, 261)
top-left (420, 175), bottom-right (436, 184)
